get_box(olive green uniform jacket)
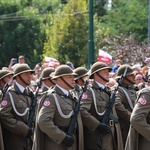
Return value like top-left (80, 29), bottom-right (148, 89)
top-left (0, 83), bottom-right (33, 150)
top-left (32, 85), bottom-right (84, 150)
top-left (125, 87), bottom-right (150, 150)
top-left (0, 92), bottom-right (4, 150)
top-left (80, 81), bottom-right (123, 150)
top-left (114, 84), bottom-right (137, 146)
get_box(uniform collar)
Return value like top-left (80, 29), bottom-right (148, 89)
top-left (56, 84), bottom-right (69, 96)
top-left (15, 82), bottom-right (26, 93)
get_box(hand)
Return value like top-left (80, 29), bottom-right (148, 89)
top-left (97, 122), bottom-right (111, 134)
top-left (62, 135), bottom-right (74, 147)
top-left (26, 128), bottom-right (33, 138)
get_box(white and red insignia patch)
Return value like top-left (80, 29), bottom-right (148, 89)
top-left (82, 93), bottom-right (88, 100)
top-left (138, 98), bottom-right (147, 105)
top-left (1, 100), bottom-right (8, 107)
top-left (44, 100), bottom-right (50, 106)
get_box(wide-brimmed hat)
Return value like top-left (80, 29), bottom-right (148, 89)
top-left (41, 67), bottom-right (55, 80)
top-left (115, 64), bottom-right (134, 79)
top-left (90, 62), bottom-right (112, 78)
top-left (52, 65), bottom-right (77, 80)
top-left (73, 67), bottom-right (88, 80)
top-left (0, 70), bottom-right (13, 80)
top-left (13, 64), bottom-right (35, 78)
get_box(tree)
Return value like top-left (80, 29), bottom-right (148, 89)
top-left (101, 0), bottom-right (148, 42)
top-left (0, 1), bottom-right (46, 68)
top-left (44, 0), bottom-right (89, 67)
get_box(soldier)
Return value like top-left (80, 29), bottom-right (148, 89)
top-left (80, 62), bottom-right (123, 150)
top-left (32, 64), bottom-right (84, 150)
top-left (73, 66), bottom-right (89, 98)
top-left (125, 87), bottom-right (150, 150)
top-left (40, 67), bottom-right (55, 92)
top-left (0, 69), bottom-right (13, 101)
top-left (0, 69), bottom-right (13, 150)
top-left (114, 64), bottom-right (137, 147)
top-left (0, 64), bottom-right (35, 150)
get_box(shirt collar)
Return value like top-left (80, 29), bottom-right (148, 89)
top-left (56, 84), bottom-right (69, 96)
top-left (15, 82), bottom-right (26, 93)
top-left (95, 81), bottom-right (105, 89)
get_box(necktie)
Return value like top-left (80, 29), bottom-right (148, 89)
top-left (24, 89), bottom-right (28, 96)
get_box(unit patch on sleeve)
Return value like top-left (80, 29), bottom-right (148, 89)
top-left (138, 98), bottom-right (147, 105)
top-left (44, 100), bottom-right (50, 106)
top-left (1, 100), bottom-right (8, 107)
top-left (82, 93), bottom-right (88, 100)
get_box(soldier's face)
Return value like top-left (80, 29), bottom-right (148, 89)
top-left (97, 69), bottom-right (110, 81)
top-left (20, 72), bottom-right (32, 86)
top-left (126, 74), bottom-right (135, 85)
top-left (61, 75), bottom-right (75, 90)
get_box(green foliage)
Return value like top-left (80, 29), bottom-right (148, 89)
top-left (0, 1), bottom-right (46, 68)
top-left (44, 0), bottom-right (89, 67)
top-left (101, 0), bottom-right (148, 42)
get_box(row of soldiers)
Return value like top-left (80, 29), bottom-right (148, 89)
top-left (0, 61), bottom-right (149, 150)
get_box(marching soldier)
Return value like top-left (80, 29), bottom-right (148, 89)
top-left (40, 67), bottom-right (55, 92)
top-left (125, 87), bottom-right (150, 150)
top-left (0, 69), bottom-right (13, 150)
top-left (0, 64), bottom-right (35, 150)
top-left (0, 69), bottom-right (13, 101)
top-left (32, 64), bottom-right (84, 150)
top-left (80, 62), bottom-right (123, 150)
top-left (114, 64), bottom-right (137, 147)
top-left (73, 66), bottom-right (89, 98)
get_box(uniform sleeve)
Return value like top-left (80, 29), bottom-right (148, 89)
top-left (115, 89), bottom-right (131, 122)
top-left (130, 93), bottom-right (150, 141)
top-left (38, 95), bottom-right (66, 144)
top-left (80, 90), bottom-right (99, 132)
top-left (0, 94), bottom-right (28, 137)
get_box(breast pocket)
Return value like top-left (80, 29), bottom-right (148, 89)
top-left (16, 100), bottom-right (28, 113)
top-left (61, 102), bottom-right (74, 115)
top-left (97, 100), bottom-right (107, 113)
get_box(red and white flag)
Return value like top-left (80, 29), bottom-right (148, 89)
top-left (97, 49), bottom-right (112, 63)
top-left (44, 56), bottom-right (60, 67)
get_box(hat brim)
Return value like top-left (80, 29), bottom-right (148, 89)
top-left (0, 72), bottom-right (13, 80)
top-left (13, 70), bottom-right (35, 78)
top-left (90, 67), bottom-right (112, 79)
top-left (52, 73), bottom-right (77, 80)
top-left (74, 73), bottom-right (89, 80)
top-left (115, 72), bottom-right (134, 79)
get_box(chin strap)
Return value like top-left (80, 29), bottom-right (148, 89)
top-left (96, 72), bottom-right (109, 83)
top-left (60, 77), bottom-right (74, 89)
top-left (48, 78), bottom-right (55, 86)
top-left (18, 75), bottom-right (29, 86)
top-left (124, 77), bottom-right (135, 85)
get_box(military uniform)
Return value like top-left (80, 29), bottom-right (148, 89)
top-left (114, 64), bottom-right (137, 147)
top-left (125, 87), bottom-right (150, 150)
top-left (73, 66), bottom-right (89, 99)
top-left (80, 62), bottom-right (123, 150)
top-left (0, 64), bottom-right (34, 150)
top-left (32, 65), bottom-right (84, 150)
top-left (40, 67), bottom-right (55, 93)
top-left (0, 69), bottom-right (13, 150)
top-left (0, 94), bottom-right (4, 150)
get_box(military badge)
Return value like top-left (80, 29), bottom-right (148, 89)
top-left (44, 100), bottom-right (50, 106)
top-left (138, 98), bottom-right (147, 105)
top-left (1, 100), bottom-right (8, 107)
top-left (82, 93), bottom-right (88, 99)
